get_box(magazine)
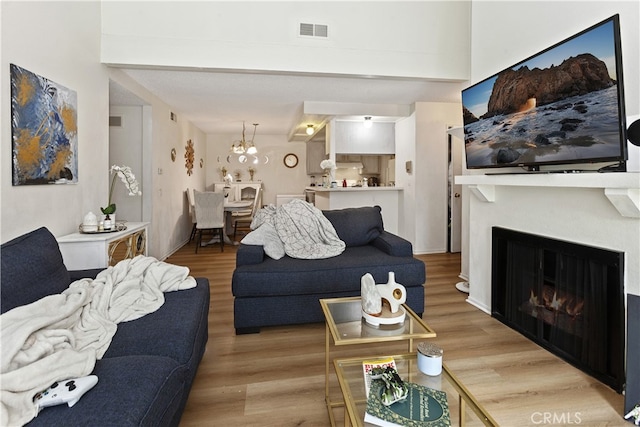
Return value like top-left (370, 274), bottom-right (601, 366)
top-left (362, 357), bottom-right (397, 398)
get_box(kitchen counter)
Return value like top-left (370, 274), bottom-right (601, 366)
top-left (307, 186), bottom-right (402, 192)
top-left (309, 186), bottom-right (402, 234)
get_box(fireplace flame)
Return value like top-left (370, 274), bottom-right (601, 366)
top-left (550, 292), bottom-right (565, 311)
top-left (526, 287), bottom-right (583, 318)
top-left (529, 290), bottom-right (539, 306)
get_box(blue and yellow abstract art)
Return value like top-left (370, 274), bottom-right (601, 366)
top-left (10, 64), bottom-right (78, 185)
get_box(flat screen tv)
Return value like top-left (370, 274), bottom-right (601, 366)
top-left (462, 15), bottom-right (627, 171)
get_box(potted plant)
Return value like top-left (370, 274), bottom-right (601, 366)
top-left (101, 165), bottom-right (142, 224)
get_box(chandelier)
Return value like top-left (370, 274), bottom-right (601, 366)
top-left (227, 122), bottom-right (268, 165)
top-left (231, 122), bottom-right (258, 155)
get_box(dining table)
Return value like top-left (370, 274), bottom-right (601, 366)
top-left (204, 199), bottom-right (253, 246)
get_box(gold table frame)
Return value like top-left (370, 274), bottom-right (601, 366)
top-left (333, 353), bottom-right (498, 427)
top-left (320, 297), bottom-right (437, 426)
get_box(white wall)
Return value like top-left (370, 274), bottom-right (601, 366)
top-left (469, 1), bottom-right (639, 119)
top-left (395, 114), bottom-right (417, 242)
top-left (1, 1), bottom-right (108, 242)
top-left (206, 133), bottom-right (307, 206)
top-left (101, 1), bottom-right (470, 81)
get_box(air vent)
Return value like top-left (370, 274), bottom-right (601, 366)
top-left (109, 116), bottom-right (122, 127)
top-left (170, 112), bottom-right (177, 122)
top-left (299, 23), bottom-right (328, 38)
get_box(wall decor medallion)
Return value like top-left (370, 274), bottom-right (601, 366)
top-left (10, 64), bottom-right (78, 185)
top-left (170, 148), bottom-right (177, 162)
top-left (185, 139), bottom-right (194, 175)
top-left (284, 153), bottom-right (298, 168)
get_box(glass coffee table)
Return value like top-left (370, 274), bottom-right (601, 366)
top-left (334, 353), bottom-right (498, 426)
top-left (320, 297), bottom-right (438, 426)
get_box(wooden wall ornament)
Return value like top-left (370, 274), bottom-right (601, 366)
top-left (185, 140), bottom-right (194, 175)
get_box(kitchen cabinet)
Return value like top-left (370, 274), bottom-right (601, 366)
top-left (334, 121), bottom-right (395, 154)
top-left (306, 140), bottom-right (327, 175)
top-left (336, 155), bottom-right (380, 174)
top-left (361, 156), bottom-right (380, 174)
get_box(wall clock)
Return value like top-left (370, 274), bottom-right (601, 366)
top-left (284, 153), bottom-right (298, 168)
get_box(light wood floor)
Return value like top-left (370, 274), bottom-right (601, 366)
top-left (167, 243), bottom-right (626, 426)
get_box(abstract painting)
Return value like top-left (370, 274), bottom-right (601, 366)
top-left (10, 64), bottom-right (78, 185)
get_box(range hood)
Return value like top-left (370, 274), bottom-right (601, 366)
top-left (336, 162), bottom-right (364, 169)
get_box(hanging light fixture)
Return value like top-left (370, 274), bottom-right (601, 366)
top-left (230, 122), bottom-right (258, 154)
top-left (227, 122), bottom-right (268, 165)
top-left (306, 124), bottom-right (315, 135)
top-left (363, 116), bottom-right (373, 128)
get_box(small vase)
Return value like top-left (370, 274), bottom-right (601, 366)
top-left (103, 214), bottom-right (112, 230)
top-left (103, 213), bottom-right (115, 230)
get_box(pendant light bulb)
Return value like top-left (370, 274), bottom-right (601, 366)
top-left (306, 124), bottom-right (315, 135)
top-left (364, 116), bottom-right (373, 128)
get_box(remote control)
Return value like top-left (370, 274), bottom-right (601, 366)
top-left (33, 375), bottom-right (98, 410)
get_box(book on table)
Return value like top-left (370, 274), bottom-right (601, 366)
top-left (364, 379), bottom-right (451, 427)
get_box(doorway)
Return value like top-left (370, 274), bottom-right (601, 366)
top-left (447, 127), bottom-right (462, 253)
top-left (108, 80), bottom-right (151, 223)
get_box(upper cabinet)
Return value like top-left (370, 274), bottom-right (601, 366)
top-left (306, 140), bottom-right (327, 175)
top-left (334, 121), bottom-right (395, 154)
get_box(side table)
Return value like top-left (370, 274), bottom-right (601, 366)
top-left (320, 297), bottom-right (437, 426)
top-left (57, 222), bottom-right (149, 270)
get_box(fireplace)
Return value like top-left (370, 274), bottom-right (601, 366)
top-left (491, 227), bottom-right (625, 392)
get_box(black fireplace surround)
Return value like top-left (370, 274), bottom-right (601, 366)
top-left (491, 227), bottom-right (625, 392)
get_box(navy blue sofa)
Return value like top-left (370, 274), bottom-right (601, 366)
top-left (1, 227), bottom-right (209, 426)
top-left (232, 206), bottom-right (426, 334)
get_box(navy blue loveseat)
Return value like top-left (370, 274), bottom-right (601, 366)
top-left (1, 227), bottom-right (209, 426)
top-left (232, 205), bottom-right (426, 334)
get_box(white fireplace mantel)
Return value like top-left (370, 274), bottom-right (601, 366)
top-left (456, 172), bottom-right (640, 217)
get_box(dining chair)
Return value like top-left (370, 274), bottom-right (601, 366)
top-left (233, 187), bottom-right (262, 240)
top-left (186, 188), bottom-right (197, 243)
top-left (233, 186), bottom-right (258, 217)
top-left (194, 190), bottom-right (225, 253)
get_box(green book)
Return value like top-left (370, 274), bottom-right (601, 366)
top-left (365, 380), bottom-right (451, 427)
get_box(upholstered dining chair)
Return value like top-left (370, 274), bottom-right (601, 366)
top-left (233, 187), bottom-right (262, 240)
top-left (186, 188), bottom-right (197, 243)
top-left (193, 190), bottom-right (225, 253)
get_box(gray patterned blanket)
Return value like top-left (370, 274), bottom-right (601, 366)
top-left (249, 199), bottom-right (345, 259)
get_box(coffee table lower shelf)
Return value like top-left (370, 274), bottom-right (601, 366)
top-left (330, 353), bottom-right (498, 427)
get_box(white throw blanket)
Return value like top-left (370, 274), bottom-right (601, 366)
top-left (249, 199), bottom-right (345, 259)
top-left (0, 256), bottom-right (196, 426)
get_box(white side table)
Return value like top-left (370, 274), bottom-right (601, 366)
top-left (57, 222), bottom-right (149, 270)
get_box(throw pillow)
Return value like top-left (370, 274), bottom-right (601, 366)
top-left (322, 206), bottom-right (383, 247)
top-left (241, 222), bottom-right (285, 260)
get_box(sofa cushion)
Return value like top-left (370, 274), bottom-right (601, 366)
top-left (26, 355), bottom-right (185, 427)
top-left (1, 227), bottom-right (70, 314)
top-left (232, 245), bottom-right (425, 298)
top-left (322, 206), bottom-right (383, 247)
top-left (104, 278), bottom-right (209, 380)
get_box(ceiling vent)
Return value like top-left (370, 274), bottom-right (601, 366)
top-left (299, 23), bottom-right (328, 38)
top-left (109, 116), bottom-right (122, 127)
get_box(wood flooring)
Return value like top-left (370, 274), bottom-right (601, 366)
top-left (166, 243), bottom-right (626, 426)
